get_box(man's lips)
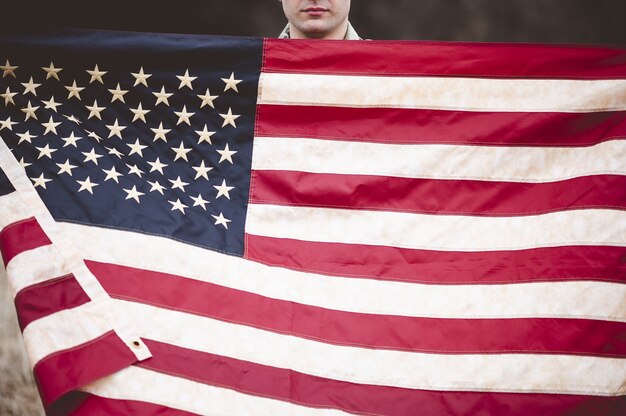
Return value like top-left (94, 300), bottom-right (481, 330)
top-left (302, 7), bottom-right (329, 16)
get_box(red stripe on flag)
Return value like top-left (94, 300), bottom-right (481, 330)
top-left (250, 171), bottom-right (626, 216)
top-left (256, 105), bottom-right (626, 146)
top-left (33, 331), bottom-right (137, 406)
top-left (245, 235), bottom-right (626, 284)
top-left (264, 39), bottom-right (626, 79)
top-left (139, 339), bottom-right (626, 416)
top-left (87, 261), bottom-right (626, 356)
top-left (14, 274), bottom-right (90, 331)
top-left (0, 217), bottom-right (51, 266)
top-left (63, 393), bottom-right (198, 416)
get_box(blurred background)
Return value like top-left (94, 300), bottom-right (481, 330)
top-left (2, 0), bottom-right (626, 44)
top-left (0, 1), bottom-right (625, 415)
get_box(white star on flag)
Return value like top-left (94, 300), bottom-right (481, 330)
top-left (190, 194), bottom-right (210, 210)
top-left (147, 157), bottom-right (168, 174)
top-left (41, 116), bottom-right (61, 135)
top-left (30, 173), bottom-right (52, 189)
top-left (1, 87), bottom-right (17, 106)
top-left (213, 179), bottom-right (235, 200)
top-left (109, 83), bottom-right (129, 103)
top-left (148, 180), bottom-right (166, 195)
top-left (42, 62), bottom-right (63, 80)
top-left (171, 142), bottom-right (192, 162)
top-left (219, 107), bottom-right (240, 128)
top-left (106, 119), bottom-right (127, 139)
top-left (151, 122), bottom-right (171, 142)
top-left (126, 164), bottom-right (145, 178)
top-left (153, 87), bottom-right (173, 106)
top-left (0, 117), bottom-right (18, 131)
top-left (56, 159), bottom-right (78, 176)
top-left (174, 105), bottom-right (195, 126)
top-left (63, 114), bottom-right (81, 125)
top-left (169, 176), bottom-right (190, 192)
top-left (86, 64), bottom-right (107, 83)
top-left (176, 69), bottom-right (197, 90)
top-left (77, 177), bottom-right (99, 194)
top-left (212, 212), bottom-right (231, 229)
top-left (169, 198), bottom-right (188, 214)
top-left (82, 149), bottom-right (104, 165)
top-left (195, 125), bottom-right (215, 145)
top-left (86, 99), bottom-right (106, 120)
top-left (198, 88), bottom-right (218, 108)
top-left (21, 101), bottom-right (39, 121)
top-left (42, 96), bottom-right (62, 112)
top-left (1, 59), bottom-right (18, 78)
top-left (124, 185), bottom-right (145, 203)
top-left (21, 77), bottom-right (41, 96)
top-left (19, 158), bottom-right (32, 169)
top-left (17, 131), bottom-right (36, 145)
top-left (65, 80), bottom-right (85, 100)
top-left (36, 144), bottom-right (57, 159)
top-left (106, 146), bottom-right (124, 159)
top-left (130, 103), bottom-right (150, 123)
top-left (87, 131), bottom-right (103, 143)
top-left (192, 160), bottom-right (213, 180)
top-left (127, 138), bottom-right (148, 157)
top-left (61, 132), bottom-right (82, 147)
top-left (109, 82), bottom-right (128, 103)
top-left (216, 143), bottom-right (237, 164)
top-left (222, 72), bottom-right (242, 92)
top-left (103, 166), bottom-right (124, 183)
top-left (131, 67), bottom-right (152, 87)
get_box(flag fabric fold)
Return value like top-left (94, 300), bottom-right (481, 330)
top-left (0, 28), bottom-right (625, 415)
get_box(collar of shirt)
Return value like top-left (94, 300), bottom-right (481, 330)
top-left (278, 21), bottom-right (362, 40)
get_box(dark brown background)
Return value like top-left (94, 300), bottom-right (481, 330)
top-left (3, 0), bottom-right (626, 45)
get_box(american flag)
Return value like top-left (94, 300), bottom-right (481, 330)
top-left (0, 28), bottom-right (625, 415)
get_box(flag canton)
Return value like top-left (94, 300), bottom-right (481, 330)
top-left (0, 30), bottom-right (263, 256)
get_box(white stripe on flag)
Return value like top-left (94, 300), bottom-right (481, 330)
top-left (7, 245), bottom-right (71, 296)
top-left (82, 366), bottom-right (351, 415)
top-left (259, 73), bottom-right (626, 112)
top-left (60, 223), bottom-right (626, 322)
top-left (0, 192), bottom-right (30, 232)
top-left (246, 204), bottom-right (626, 251)
top-left (251, 137), bottom-right (626, 182)
top-left (112, 299), bottom-right (626, 396)
top-left (22, 301), bottom-right (112, 365)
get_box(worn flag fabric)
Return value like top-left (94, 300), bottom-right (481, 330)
top-left (0, 28), bottom-right (625, 415)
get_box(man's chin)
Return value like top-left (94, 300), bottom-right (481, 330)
top-left (296, 22), bottom-right (334, 38)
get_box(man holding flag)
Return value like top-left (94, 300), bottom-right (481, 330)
top-left (0, 15), bottom-right (625, 416)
